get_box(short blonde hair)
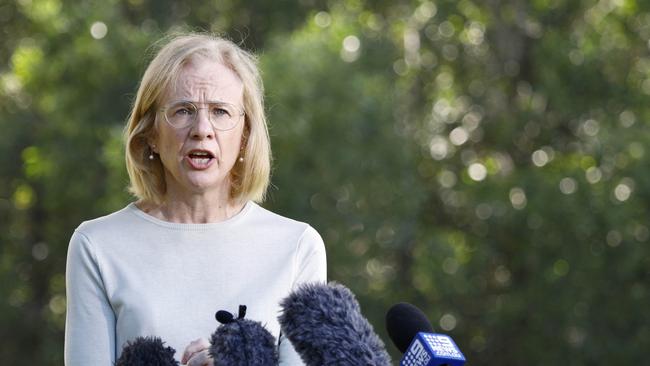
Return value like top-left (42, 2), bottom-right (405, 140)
top-left (124, 33), bottom-right (271, 205)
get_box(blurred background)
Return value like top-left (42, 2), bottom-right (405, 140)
top-left (1, 0), bottom-right (650, 364)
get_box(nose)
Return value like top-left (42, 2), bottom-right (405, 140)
top-left (190, 108), bottom-right (215, 140)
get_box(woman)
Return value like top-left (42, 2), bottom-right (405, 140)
top-left (64, 34), bottom-right (327, 365)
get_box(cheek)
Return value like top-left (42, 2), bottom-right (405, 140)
top-left (156, 129), bottom-right (185, 160)
top-left (221, 137), bottom-right (241, 160)
top-left (223, 128), bottom-right (245, 156)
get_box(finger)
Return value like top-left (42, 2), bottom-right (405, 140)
top-left (181, 338), bottom-right (210, 364)
top-left (187, 349), bottom-right (212, 366)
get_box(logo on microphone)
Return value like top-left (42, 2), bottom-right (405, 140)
top-left (400, 333), bottom-right (466, 366)
top-left (424, 334), bottom-right (464, 360)
top-left (402, 339), bottom-right (431, 366)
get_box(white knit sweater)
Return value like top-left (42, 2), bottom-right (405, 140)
top-left (64, 201), bottom-right (327, 365)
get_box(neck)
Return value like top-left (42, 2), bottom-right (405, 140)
top-left (139, 188), bottom-right (245, 224)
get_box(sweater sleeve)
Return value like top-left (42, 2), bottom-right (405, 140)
top-left (278, 225), bottom-right (328, 366)
top-left (65, 230), bottom-right (116, 365)
top-left (292, 225), bottom-right (327, 288)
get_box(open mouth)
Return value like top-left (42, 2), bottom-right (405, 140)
top-left (186, 150), bottom-right (215, 169)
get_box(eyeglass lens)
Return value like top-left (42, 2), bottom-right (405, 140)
top-left (164, 101), bottom-right (241, 130)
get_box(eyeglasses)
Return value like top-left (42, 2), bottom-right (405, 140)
top-left (160, 100), bottom-right (245, 130)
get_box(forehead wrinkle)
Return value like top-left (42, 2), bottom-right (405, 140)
top-left (170, 66), bottom-right (243, 105)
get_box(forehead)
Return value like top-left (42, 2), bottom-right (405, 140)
top-left (166, 57), bottom-right (244, 104)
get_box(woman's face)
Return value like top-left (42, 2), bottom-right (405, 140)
top-left (153, 57), bottom-right (245, 199)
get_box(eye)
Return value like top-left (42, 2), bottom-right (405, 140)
top-left (210, 105), bottom-right (232, 118)
top-left (174, 107), bottom-right (194, 116)
top-left (170, 103), bottom-right (196, 117)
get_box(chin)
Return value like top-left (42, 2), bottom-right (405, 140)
top-left (183, 174), bottom-right (229, 193)
top-left (165, 163), bottom-right (232, 196)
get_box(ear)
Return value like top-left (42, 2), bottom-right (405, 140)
top-left (146, 120), bottom-right (160, 153)
top-left (146, 136), bottom-right (159, 153)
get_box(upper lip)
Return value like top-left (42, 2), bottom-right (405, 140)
top-left (186, 149), bottom-right (215, 158)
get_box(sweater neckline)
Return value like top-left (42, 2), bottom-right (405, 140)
top-left (126, 200), bottom-right (255, 230)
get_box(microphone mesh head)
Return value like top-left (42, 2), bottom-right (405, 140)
top-left (279, 282), bottom-right (392, 366)
top-left (385, 302), bottom-right (434, 353)
top-left (116, 336), bottom-right (178, 366)
top-left (209, 316), bottom-right (279, 366)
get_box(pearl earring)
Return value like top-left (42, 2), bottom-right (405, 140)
top-left (149, 153), bottom-right (155, 160)
top-left (149, 145), bottom-right (156, 160)
top-left (238, 156), bottom-right (244, 162)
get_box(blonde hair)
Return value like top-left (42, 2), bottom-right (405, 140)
top-left (124, 33), bottom-right (271, 205)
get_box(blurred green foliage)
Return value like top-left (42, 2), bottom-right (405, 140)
top-left (1, 0), bottom-right (650, 364)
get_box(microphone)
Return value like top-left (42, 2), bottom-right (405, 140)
top-left (116, 336), bottom-right (179, 366)
top-left (210, 305), bottom-right (279, 366)
top-left (386, 303), bottom-right (434, 353)
top-left (278, 282), bottom-right (392, 366)
top-left (386, 303), bottom-right (466, 366)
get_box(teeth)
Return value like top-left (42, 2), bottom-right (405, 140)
top-left (191, 158), bottom-right (210, 165)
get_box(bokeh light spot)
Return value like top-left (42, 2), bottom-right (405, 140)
top-left (439, 313), bottom-right (457, 331)
top-left (475, 203), bottom-right (493, 220)
top-left (468, 163), bottom-right (487, 181)
top-left (606, 230), bottom-right (622, 247)
top-left (582, 119), bottom-right (599, 136)
top-left (509, 187), bottom-right (527, 209)
top-left (531, 149), bottom-right (549, 167)
top-left (553, 259), bottom-right (570, 277)
top-left (614, 182), bottom-right (632, 202)
top-left (49, 294), bottom-right (66, 315)
top-left (449, 126), bottom-right (468, 146)
top-left (341, 35), bottom-right (360, 62)
top-left (343, 35), bottom-right (360, 52)
top-left (314, 11), bottom-right (331, 27)
top-left (619, 110), bottom-right (636, 127)
top-left (414, 1), bottom-right (437, 23)
top-left (559, 177), bottom-right (577, 194)
top-left (32, 242), bottom-right (49, 261)
top-left (628, 142), bottom-right (644, 159)
top-left (13, 184), bottom-right (35, 210)
top-left (585, 167), bottom-right (602, 184)
top-left (90, 21), bottom-right (108, 39)
top-left (437, 170), bottom-right (457, 188)
top-left (442, 257), bottom-right (459, 275)
top-left (438, 21), bottom-right (455, 38)
top-left (494, 265), bottom-right (511, 286)
top-left (429, 136), bottom-right (449, 160)
top-left (466, 22), bottom-right (485, 45)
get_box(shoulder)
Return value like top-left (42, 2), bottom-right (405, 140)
top-left (247, 203), bottom-right (324, 245)
top-left (247, 202), bottom-right (312, 232)
top-left (73, 203), bottom-right (140, 243)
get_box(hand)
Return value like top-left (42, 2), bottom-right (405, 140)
top-left (181, 338), bottom-right (214, 366)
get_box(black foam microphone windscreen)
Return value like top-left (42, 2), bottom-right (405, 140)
top-left (210, 305), bottom-right (279, 366)
top-left (116, 336), bottom-right (179, 366)
top-left (279, 282), bottom-right (392, 366)
top-left (385, 302), bottom-right (434, 353)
